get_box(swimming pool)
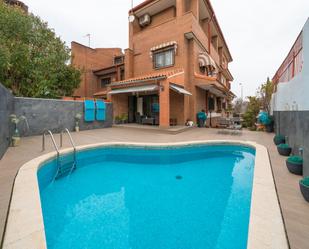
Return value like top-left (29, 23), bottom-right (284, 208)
top-left (38, 144), bottom-right (255, 249)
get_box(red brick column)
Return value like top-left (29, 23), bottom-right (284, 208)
top-left (159, 80), bottom-right (170, 128)
top-left (176, 0), bottom-right (183, 17)
top-left (124, 49), bottom-right (134, 79)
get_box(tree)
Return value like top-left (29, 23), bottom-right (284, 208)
top-left (233, 98), bottom-right (247, 115)
top-left (243, 96), bottom-right (260, 129)
top-left (0, 1), bottom-right (81, 98)
top-left (258, 77), bottom-right (274, 114)
top-left (242, 77), bottom-right (274, 130)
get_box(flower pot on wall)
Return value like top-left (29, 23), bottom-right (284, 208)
top-left (277, 144), bottom-right (292, 156)
top-left (286, 156), bottom-right (303, 175)
top-left (273, 135), bottom-right (285, 145)
top-left (299, 178), bottom-right (309, 202)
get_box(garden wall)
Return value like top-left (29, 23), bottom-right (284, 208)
top-left (274, 111), bottom-right (309, 177)
top-left (14, 97), bottom-right (113, 137)
top-left (0, 84), bottom-right (14, 159)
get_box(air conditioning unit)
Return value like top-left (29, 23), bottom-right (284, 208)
top-left (139, 14), bottom-right (151, 27)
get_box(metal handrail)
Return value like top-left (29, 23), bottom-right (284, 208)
top-left (60, 128), bottom-right (76, 151)
top-left (42, 129), bottom-right (59, 156)
top-left (60, 128), bottom-right (77, 175)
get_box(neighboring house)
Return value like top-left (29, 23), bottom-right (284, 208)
top-left (72, 0), bottom-right (234, 128)
top-left (272, 18), bottom-right (309, 111)
top-left (271, 18), bottom-right (309, 177)
top-left (71, 42), bottom-right (124, 98)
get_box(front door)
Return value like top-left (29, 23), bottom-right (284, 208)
top-left (128, 96), bottom-right (137, 123)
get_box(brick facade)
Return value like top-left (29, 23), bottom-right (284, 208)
top-left (71, 42), bottom-right (123, 98)
top-left (71, 0), bottom-right (234, 128)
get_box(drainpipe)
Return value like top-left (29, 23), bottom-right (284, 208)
top-left (208, 21), bottom-right (211, 54)
top-left (207, 14), bottom-right (215, 54)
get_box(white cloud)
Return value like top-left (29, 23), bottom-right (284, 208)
top-left (26, 0), bottom-right (309, 97)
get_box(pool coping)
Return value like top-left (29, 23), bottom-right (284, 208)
top-left (2, 140), bottom-right (289, 249)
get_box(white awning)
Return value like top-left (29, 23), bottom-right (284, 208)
top-left (198, 52), bottom-right (217, 70)
top-left (197, 84), bottom-right (227, 98)
top-left (150, 41), bottom-right (177, 51)
top-left (109, 85), bottom-right (158, 95)
top-left (170, 84), bottom-right (192, 96)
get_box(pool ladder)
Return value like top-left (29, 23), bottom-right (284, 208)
top-left (42, 129), bottom-right (77, 180)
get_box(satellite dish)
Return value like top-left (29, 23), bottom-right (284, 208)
top-left (128, 15), bottom-right (135, 23)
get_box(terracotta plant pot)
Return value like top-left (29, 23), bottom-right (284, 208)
top-left (299, 178), bottom-right (309, 202)
top-left (277, 144), bottom-right (292, 156)
top-left (286, 156), bottom-right (303, 175)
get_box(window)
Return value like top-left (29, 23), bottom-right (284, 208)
top-left (100, 78), bottom-right (111, 88)
top-left (153, 47), bottom-right (174, 69)
top-left (114, 56), bottom-right (124, 65)
top-left (217, 97), bottom-right (222, 112)
top-left (120, 69), bottom-right (125, 80)
top-left (199, 65), bottom-right (216, 77)
top-left (199, 66), bottom-right (207, 75)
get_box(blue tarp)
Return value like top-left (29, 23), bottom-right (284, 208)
top-left (84, 100), bottom-right (95, 122)
top-left (96, 100), bottom-right (106, 121)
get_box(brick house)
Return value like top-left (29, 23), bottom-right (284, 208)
top-left (72, 0), bottom-right (234, 128)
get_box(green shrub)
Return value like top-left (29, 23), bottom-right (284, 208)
top-left (243, 96), bottom-right (260, 129)
top-left (300, 177), bottom-right (309, 187)
top-left (0, 2), bottom-right (81, 98)
top-left (120, 113), bottom-right (128, 121)
top-left (277, 144), bottom-right (291, 149)
top-left (287, 156), bottom-right (303, 165)
top-left (274, 135), bottom-right (285, 141)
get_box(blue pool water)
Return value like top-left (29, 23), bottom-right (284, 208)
top-left (38, 144), bottom-right (255, 249)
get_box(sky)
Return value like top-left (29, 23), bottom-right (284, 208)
top-left (26, 0), bottom-right (309, 98)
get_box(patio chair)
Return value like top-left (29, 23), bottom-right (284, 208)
top-left (218, 118), bottom-right (230, 129)
top-left (142, 117), bottom-right (155, 125)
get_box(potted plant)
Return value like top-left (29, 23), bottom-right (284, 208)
top-left (277, 143), bottom-right (292, 156)
top-left (265, 115), bottom-right (274, 133)
top-left (273, 134), bottom-right (285, 145)
top-left (114, 115), bottom-right (121, 124)
top-left (286, 155), bottom-right (303, 175)
top-left (120, 113), bottom-right (128, 124)
top-left (75, 113), bottom-right (82, 132)
top-left (10, 114), bottom-right (27, 147)
top-left (299, 177), bottom-right (309, 202)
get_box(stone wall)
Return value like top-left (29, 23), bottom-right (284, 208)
top-left (14, 97), bottom-right (113, 137)
top-left (274, 111), bottom-right (309, 177)
top-left (0, 84), bottom-right (14, 159)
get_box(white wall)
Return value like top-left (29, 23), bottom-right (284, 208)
top-left (272, 18), bottom-right (309, 111)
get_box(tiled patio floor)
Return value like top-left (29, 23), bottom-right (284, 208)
top-left (0, 127), bottom-right (308, 248)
